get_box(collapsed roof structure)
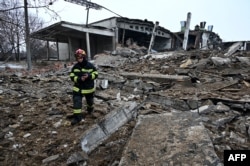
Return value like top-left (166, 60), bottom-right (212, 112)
top-left (30, 13), bottom-right (229, 61)
top-left (31, 17), bottom-right (174, 60)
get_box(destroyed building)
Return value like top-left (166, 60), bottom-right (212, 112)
top-left (1, 13), bottom-right (250, 166)
top-left (30, 17), bottom-right (174, 60)
top-left (90, 17), bottom-right (173, 51)
top-left (174, 21), bottom-right (222, 50)
top-left (30, 15), bottom-right (226, 61)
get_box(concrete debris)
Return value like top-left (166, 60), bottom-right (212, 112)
top-left (236, 56), bottom-right (250, 65)
top-left (211, 57), bottom-right (231, 66)
top-left (224, 42), bottom-right (243, 57)
top-left (120, 72), bottom-right (190, 82)
top-left (99, 79), bottom-right (109, 89)
top-left (1, 46), bottom-right (250, 165)
top-left (180, 58), bottom-right (193, 68)
top-left (112, 47), bottom-right (139, 57)
top-left (66, 151), bottom-right (88, 166)
top-left (80, 101), bottom-right (137, 154)
top-left (119, 112), bottom-right (222, 166)
top-left (42, 154), bottom-right (60, 164)
top-left (94, 54), bottom-right (127, 68)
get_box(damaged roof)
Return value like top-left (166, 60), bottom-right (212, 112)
top-left (91, 16), bottom-right (172, 33)
top-left (30, 17), bottom-right (173, 43)
top-left (30, 21), bottom-right (114, 42)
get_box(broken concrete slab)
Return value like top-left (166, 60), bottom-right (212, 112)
top-left (66, 151), bottom-right (88, 165)
top-left (98, 71), bottom-right (126, 83)
top-left (120, 72), bottom-right (190, 83)
top-left (119, 112), bottom-right (223, 166)
top-left (80, 101), bottom-right (137, 154)
top-left (142, 51), bottom-right (185, 60)
top-left (236, 56), bottom-right (250, 65)
top-left (112, 47), bottom-right (139, 57)
top-left (94, 55), bottom-right (127, 68)
top-left (224, 42), bottom-right (243, 57)
top-left (211, 57), bottom-right (231, 66)
top-left (147, 94), bottom-right (190, 111)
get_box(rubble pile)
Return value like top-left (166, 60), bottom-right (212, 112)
top-left (0, 47), bottom-right (250, 165)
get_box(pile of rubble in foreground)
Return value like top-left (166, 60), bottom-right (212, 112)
top-left (0, 47), bottom-right (250, 165)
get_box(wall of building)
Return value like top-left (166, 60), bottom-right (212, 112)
top-left (91, 18), bottom-right (117, 29)
top-left (58, 34), bottom-right (113, 61)
top-left (89, 34), bottom-right (113, 56)
top-left (58, 43), bottom-right (69, 61)
top-left (91, 17), bottom-right (172, 51)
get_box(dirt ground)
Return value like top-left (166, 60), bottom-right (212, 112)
top-left (1, 49), bottom-right (250, 166)
top-left (0, 60), bottom-right (138, 166)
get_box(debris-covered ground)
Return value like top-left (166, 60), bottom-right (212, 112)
top-left (1, 47), bottom-right (250, 165)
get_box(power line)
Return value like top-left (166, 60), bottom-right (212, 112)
top-left (101, 6), bottom-right (122, 17)
top-left (64, 0), bottom-right (122, 17)
top-left (64, 0), bottom-right (101, 10)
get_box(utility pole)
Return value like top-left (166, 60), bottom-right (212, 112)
top-left (64, 0), bottom-right (102, 59)
top-left (64, 0), bottom-right (122, 59)
top-left (24, 0), bottom-right (32, 70)
top-left (182, 12), bottom-right (191, 50)
top-left (85, 0), bottom-right (91, 27)
top-left (148, 21), bottom-right (159, 54)
top-left (86, 5), bottom-right (90, 26)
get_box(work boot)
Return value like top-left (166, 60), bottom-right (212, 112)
top-left (71, 113), bottom-right (83, 125)
top-left (66, 113), bottom-right (75, 119)
top-left (87, 107), bottom-right (93, 114)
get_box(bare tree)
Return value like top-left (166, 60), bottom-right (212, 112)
top-left (0, 0), bottom-right (58, 69)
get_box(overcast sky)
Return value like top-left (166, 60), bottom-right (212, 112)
top-left (40, 0), bottom-right (250, 42)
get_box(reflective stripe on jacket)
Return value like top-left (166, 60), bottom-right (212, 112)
top-left (70, 61), bottom-right (98, 94)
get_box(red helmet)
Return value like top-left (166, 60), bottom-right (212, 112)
top-left (75, 49), bottom-right (86, 58)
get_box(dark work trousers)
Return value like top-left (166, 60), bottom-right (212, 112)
top-left (73, 92), bottom-right (94, 113)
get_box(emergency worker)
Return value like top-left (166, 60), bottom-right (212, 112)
top-left (69, 49), bottom-right (98, 125)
